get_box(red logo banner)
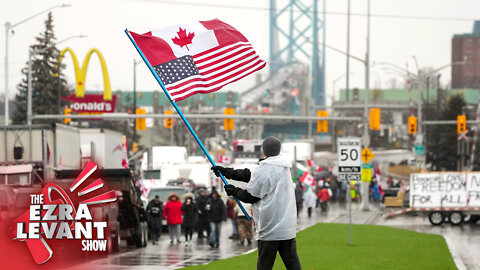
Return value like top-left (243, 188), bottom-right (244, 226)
top-left (62, 94), bottom-right (117, 113)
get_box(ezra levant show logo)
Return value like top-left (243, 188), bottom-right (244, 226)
top-left (10, 162), bottom-right (117, 264)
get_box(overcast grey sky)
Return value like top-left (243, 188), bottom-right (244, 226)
top-left (1, 0), bottom-right (478, 105)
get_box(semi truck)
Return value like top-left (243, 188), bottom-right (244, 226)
top-left (0, 124), bottom-right (147, 252)
top-left (383, 172), bottom-right (480, 226)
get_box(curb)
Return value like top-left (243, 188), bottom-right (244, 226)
top-left (443, 235), bottom-right (467, 270)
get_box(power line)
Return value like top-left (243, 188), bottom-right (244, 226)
top-left (129, 0), bottom-right (477, 22)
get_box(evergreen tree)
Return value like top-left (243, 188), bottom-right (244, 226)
top-left (12, 12), bottom-right (72, 124)
top-left (427, 93), bottom-right (466, 171)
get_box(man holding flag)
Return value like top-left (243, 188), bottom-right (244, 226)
top-left (126, 19), bottom-right (300, 269)
top-left (212, 137), bottom-right (302, 270)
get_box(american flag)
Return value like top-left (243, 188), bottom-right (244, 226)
top-left (130, 19), bottom-right (266, 101)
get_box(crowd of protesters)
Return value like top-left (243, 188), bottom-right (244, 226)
top-left (146, 187), bottom-right (255, 248)
top-left (293, 163), bottom-right (391, 217)
top-left (145, 162), bottom-right (390, 251)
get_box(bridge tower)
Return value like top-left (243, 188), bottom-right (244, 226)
top-left (269, 0), bottom-right (326, 107)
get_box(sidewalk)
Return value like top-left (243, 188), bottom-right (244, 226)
top-left (72, 201), bottom-right (380, 270)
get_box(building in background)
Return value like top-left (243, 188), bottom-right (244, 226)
top-left (452, 21), bottom-right (480, 89)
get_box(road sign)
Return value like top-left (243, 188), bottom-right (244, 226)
top-left (337, 137), bottom-right (361, 181)
top-left (458, 131), bottom-right (469, 142)
top-left (361, 168), bottom-right (372, 182)
top-left (414, 144), bottom-right (424, 155)
top-left (339, 174), bottom-right (361, 181)
top-left (361, 147), bottom-right (374, 163)
top-left (362, 163), bottom-right (374, 169)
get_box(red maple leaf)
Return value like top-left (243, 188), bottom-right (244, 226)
top-left (171, 27), bottom-right (195, 50)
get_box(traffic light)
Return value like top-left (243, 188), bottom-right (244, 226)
top-left (64, 107), bottom-right (72, 125)
top-left (224, 108), bottom-right (234, 131)
top-left (458, 115), bottom-right (466, 133)
top-left (316, 110), bottom-right (328, 133)
top-left (408, 116), bottom-right (417, 134)
top-left (164, 110), bottom-right (173, 129)
top-left (369, 108), bottom-right (381, 130)
top-left (136, 108), bottom-right (146, 130)
top-left (132, 142), bottom-right (139, 153)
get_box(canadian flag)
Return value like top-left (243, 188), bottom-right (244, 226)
top-left (219, 155), bottom-right (232, 164)
top-left (300, 171), bottom-right (315, 187)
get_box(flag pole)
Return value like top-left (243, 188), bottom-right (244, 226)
top-left (125, 29), bottom-right (251, 221)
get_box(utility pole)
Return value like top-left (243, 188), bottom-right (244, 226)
top-left (345, 0), bottom-right (351, 102)
top-left (361, 0), bottom-right (371, 211)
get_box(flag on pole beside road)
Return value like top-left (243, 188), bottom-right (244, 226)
top-left (129, 19), bottom-right (266, 101)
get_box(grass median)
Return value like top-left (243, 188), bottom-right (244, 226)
top-left (180, 223), bottom-right (456, 270)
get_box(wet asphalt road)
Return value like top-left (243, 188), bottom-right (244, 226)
top-left (71, 202), bottom-right (480, 270)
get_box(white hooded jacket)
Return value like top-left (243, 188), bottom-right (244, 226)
top-left (246, 155), bottom-right (297, 241)
top-left (304, 188), bottom-right (317, 208)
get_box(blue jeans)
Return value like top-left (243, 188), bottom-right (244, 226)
top-left (209, 222), bottom-right (222, 245)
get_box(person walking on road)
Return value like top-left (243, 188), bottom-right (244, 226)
top-left (181, 196), bottom-right (197, 246)
top-left (234, 202), bottom-right (253, 245)
top-left (146, 195), bottom-right (163, 245)
top-left (211, 136), bottom-right (302, 270)
top-left (303, 186), bottom-right (316, 218)
top-left (195, 189), bottom-right (210, 239)
top-left (206, 190), bottom-right (226, 248)
top-left (318, 185), bottom-right (331, 212)
top-left (163, 193), bottom-right (183, 244)
top-left (227, 198), bottom-right (239, 239)
top-left (295, 182), bottom-right (303, 217)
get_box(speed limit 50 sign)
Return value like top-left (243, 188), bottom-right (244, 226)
top-left (337, 137), bottom-right (361, 181)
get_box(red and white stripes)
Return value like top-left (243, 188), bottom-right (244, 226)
top-left (166, 42), bottom-right (266, 101)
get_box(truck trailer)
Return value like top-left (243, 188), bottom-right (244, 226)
top-left (0, 124), bottom-right (147, 252)
top-left (383, 172), bottom-right (480, 225)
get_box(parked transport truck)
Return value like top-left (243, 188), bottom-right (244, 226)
top-left (0, 124), bottom-right (147, 252)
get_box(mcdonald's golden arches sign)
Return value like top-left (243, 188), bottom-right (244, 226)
top-left (60, 48), bottom-right (116, 113)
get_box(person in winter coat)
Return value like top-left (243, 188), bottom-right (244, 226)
top-left (205, 190), bottom-right (226, 248)
top-left (371, 182), bottom-right (381, 203)
top-left (181, 196), bottom-right (198, 246)
top-left (146, 195), bottom-right (164, 244)
top-left (234, 202), bottom-right (253, 245)
top-left (294, 182), bottom-right (304, 217)
top-left (303, 186), bottom-right (316, 218)
top-left (163, 193), bottom-right (183, 244)
top-left (211, 136), bottom-right (302, 270)
top-left (227, 198), bottom-right (239, 239)
top-left (195, 189), bottom-right (210, 239)
top-left (317, 186), bottom-right (331, 212)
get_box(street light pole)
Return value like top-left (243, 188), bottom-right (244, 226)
top-left (4, 3), bottom-right (71, 126)
top-left (4, 22), bottom-right (10, 126)
top-left (346, 0), bottom-right (351, 102)
top-left (360, 0), bottom-right (371, 212)
top-left (363, 0), bottom-right (371, 148)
